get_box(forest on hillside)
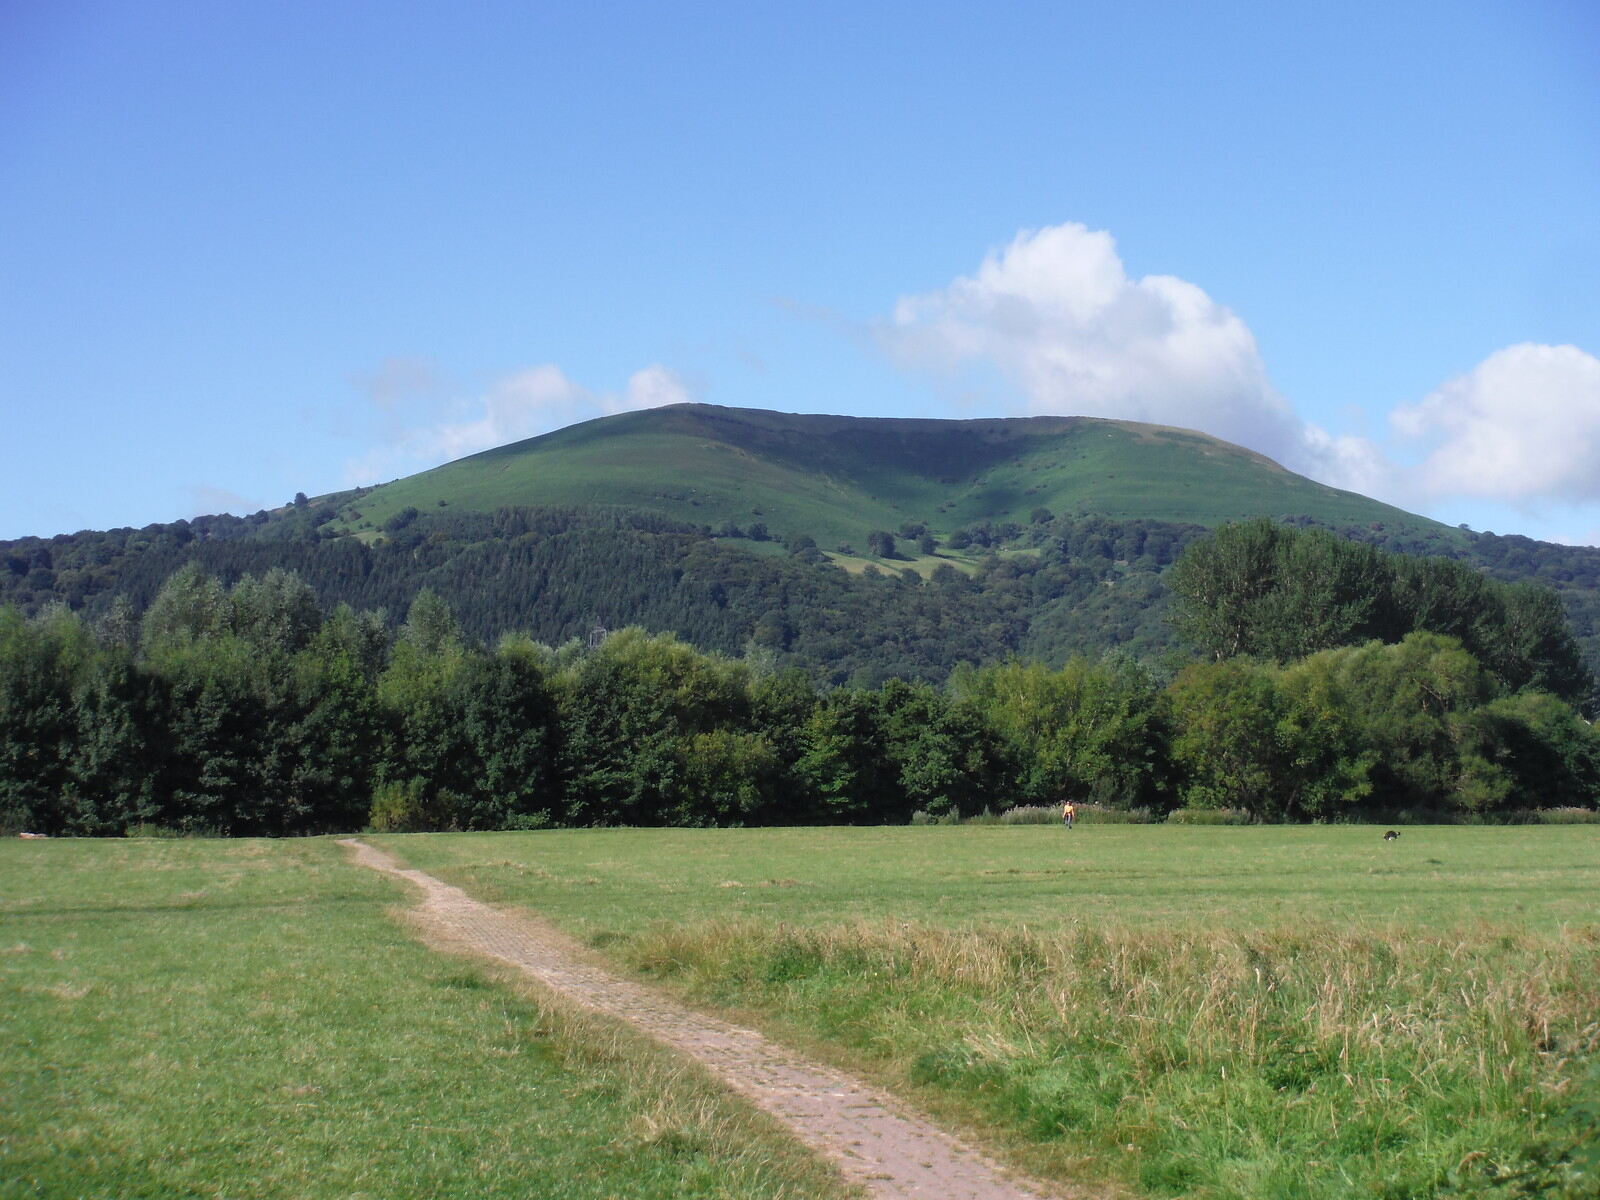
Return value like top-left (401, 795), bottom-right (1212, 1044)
top-left (3, 524), bottom-right (1595, 837)
top-left (4, 500), bottom-right (1600, 703)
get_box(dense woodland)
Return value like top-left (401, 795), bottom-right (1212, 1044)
top-left (0, 503), bottom-right (1205, 686)
top-left (3, 522), bottom-right (1595, 836)
top-left (5, 500), bottom-right (1600, 702)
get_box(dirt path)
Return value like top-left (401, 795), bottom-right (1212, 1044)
top-left (341, 838), bottom-right (1081, 1200)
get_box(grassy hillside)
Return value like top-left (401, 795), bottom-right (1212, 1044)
top-left (15, 404), bottom-right (1600, 690)
top-left (335, 404), bottom-right (1464, 551)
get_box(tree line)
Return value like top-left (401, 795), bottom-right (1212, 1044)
top-left (3, 524), bottom-right (1596, 836)
top-left (7, 500), bottom-right (1600, 696)
top-left (0, 504), bottom-right (1206, 686)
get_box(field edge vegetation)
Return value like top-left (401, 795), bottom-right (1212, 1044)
top-left (613, 916), bottom-right (1600, 1199)
top-left (4, 521), bottom-right (1598, 840)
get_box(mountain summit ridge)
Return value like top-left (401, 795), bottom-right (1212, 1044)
top-left (339, 402), bottom-right (1459, 551)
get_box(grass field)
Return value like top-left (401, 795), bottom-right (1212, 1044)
top-left (377, 824), bottom-right (1600, 1199)
top-left (0, 838), bottom-right (854, 1200)
top-left (6, 827), bottom-right (1596, 1199)
top-left (372, 823), bottom-right (1600, 936)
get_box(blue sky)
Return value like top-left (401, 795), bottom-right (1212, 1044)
top-left (2, 0), bottom-right (1597, 543)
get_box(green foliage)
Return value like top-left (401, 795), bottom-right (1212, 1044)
top-left (1536, 807), bottom-right (1600, 824)
top-left (3, 543), bottom-right (1597, 838)
top-left (1167, 659), bottom-right (1291, 819)
top-left (873, 679), bottom-right (1004, 819)
top-left (950, 656), bottom-right (1169, 810)
top-left (228, 567), bottom-right (323, 652)
top-left (0, 605), bottom-right (98, 832)
top-left (1164, 806), bottom-right (1252, 824)
top-left (8, 404), bottom-right (1600, 698)
top-left (400, 587), bottom-right (461, 657)
top-left (368, 776), bottom-right (434, 832)
top-left (793, 688), bottom-right (898, 823)
top-left (139, 561), bottom-right (230, 649)
top-left (558, 628), bottom-right (757, 827)
top-left (674, 729), bottom-right (780, 826)
top-left (9, 499), bottom-right (1596, 695)
top-left (1172, 520), bottom-right (1594, 704)
top-left (866, 529), bottom-right (896, 558)
top-left (383, 505), bottom-right (420, 533)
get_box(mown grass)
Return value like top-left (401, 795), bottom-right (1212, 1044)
top-left (376, 824), bottom-right (1600, 935)
top-left (381, 825), bottom-right (1600, 1198)
top-left (0, 837), bottom-right (856, 1200)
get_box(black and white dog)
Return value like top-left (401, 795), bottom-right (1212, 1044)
top-left (1382, 830), bottom-right (1401, 841)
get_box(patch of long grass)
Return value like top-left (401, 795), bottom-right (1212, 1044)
top-left (924, 804), bottom-right (1160, 825)
top-left (1530, 808), bottom-right (1600, 825)
top-left (380, 826), bottom-right (1600, 1195)
top-left (619, 918), bottom-right (1600, 1199)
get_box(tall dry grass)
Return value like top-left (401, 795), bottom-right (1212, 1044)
top-left (625, 919), bottom-right (1600, 1198)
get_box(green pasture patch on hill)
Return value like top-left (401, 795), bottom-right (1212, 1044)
top-left (379, 825), bottom-right (1600, 1199)
top-left (826, 550), bottom-right (973, 578)
top-left (0, 838), bottom-right (851, 1200)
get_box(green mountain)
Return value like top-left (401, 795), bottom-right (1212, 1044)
top-left (337, 403), bottom-right (1465, 552)
top-left (6, 404), bottom-right (1597, 693)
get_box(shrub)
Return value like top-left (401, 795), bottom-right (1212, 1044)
top-left (994, 803), bottom-right (1155, 825)
top-left (503, 812), bottom-right (555, 831)
top-left (997, 805), bottom-right (1056, 825)
top-left (1166, 806), bottom-right (1251, 825)
top-left (1537, 807), bottom-right (1600, 825)
top-left (1072, 803), bottom-right (1157, 824)
top-left (368, 778), bottom-right (437, 832)
top-left (382, 506), bottom-right (420, 534)
top-left (122, 823), bottom-right (221, 838)
top-left (911, 804), bottom-right (1160, 826)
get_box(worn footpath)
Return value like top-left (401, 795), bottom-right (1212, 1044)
top-left (340, 839), bottom-right (1083, 1200)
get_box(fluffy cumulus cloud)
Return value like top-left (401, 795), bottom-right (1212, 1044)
top-left (605, 364), bottom-right (692, 414)
top-left (423, 365), bottom-right (594, 463)
top-left (879, 223), bottom-right (1314, 458)
top-left (345, 362), bottom-right (692, 485)
top-left (874, 223), bottom-right (1442, 495)
top-left (1391, 343), bottom-right (1600, 502)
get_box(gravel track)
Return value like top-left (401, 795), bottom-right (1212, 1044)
top-left (341, 838), bottom-right (1079, 1200)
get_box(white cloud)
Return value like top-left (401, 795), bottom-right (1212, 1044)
top-left (427, 365), bottom-right (594, 462)
top-left (344, 362), bottom-right (693, 485)
top-left (606, 364), bottom-right (692, 414)
top-left (353, 356), bottom-right (445, 413)
top-left (879, 222), bottom-right (1311, 463)
top-left (183, 484), bottom-right (262, 518)
top-left (1296, 425), bottom-right (1393, 499)
top-left (1391, 343), bottom-right (1600, 502)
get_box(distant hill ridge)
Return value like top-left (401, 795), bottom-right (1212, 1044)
top-left (335, 403), bottom-right (1464, 551)
top-left (5, 403), bottom-right (1597, 693)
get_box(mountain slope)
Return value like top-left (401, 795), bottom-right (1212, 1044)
top-left (337, 404), bottom-right (1465, 552)
top-left (11, 404), bottom-right (1598, 692)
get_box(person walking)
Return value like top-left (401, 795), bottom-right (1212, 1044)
top-left (1062, 801), bottom-right (1076, 830)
